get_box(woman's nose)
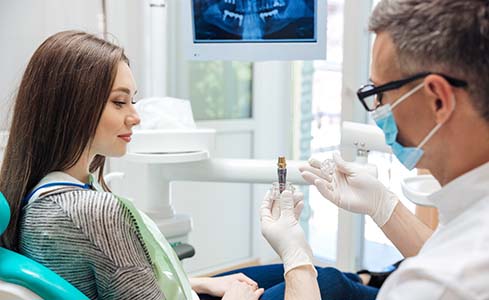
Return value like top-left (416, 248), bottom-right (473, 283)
top-left (127, 112), bottom-right (141, 127)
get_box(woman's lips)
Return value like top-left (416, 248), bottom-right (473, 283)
top-left (118, 133), bottom-right (132, 143)
top-left (118, 136), bottom-right (131, 142)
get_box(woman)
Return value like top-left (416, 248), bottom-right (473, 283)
top-left (0, 31), bottom-right (381, 300)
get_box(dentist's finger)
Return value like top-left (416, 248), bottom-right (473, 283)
top-left (293, 200), bottom-right (304, 220)
top-left (260, 191), bottom-right (273, 221)
top-left (293, 191), bottom-right (304, 205)
top-left (333, 153), bottom-right (355, 176)
top-left (314, 178), bottom-right (337, 204)
top-left (301, 171), bottom-right (322, 185)
top-left (308, 157), bottom-right (323, 169)
top-left (300, 165), bottom-right (333, 182)
top-left (279, 190), bottom-right (295, 218)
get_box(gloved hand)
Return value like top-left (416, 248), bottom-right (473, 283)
top-left (299, 153), bottom-right (399, 227)
top-left (261, 190), bottom-right (316, 276)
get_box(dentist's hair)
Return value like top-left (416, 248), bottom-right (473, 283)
top-left (369, 0), bottom-right (489, 122)
top-left (0, 31), bottom-right (128, 251)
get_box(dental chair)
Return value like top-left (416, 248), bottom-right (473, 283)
top-left (0, 192), bottom-right (89, 300)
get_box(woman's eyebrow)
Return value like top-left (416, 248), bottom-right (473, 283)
top-left (111, 87), bottom-right (137, 95)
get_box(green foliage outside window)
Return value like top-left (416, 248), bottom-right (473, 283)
top-left (188, 61), bottom-right (252, 120)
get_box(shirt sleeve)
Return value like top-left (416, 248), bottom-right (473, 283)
top-left (377, 267), bottom-right (478, 300)
top-left (63, 191), bottom-right (166, 300)
top-left (101, 266), bottom-right (164, 300)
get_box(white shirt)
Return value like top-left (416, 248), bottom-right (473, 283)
top-left (378, 162), bottom-right (489, 300)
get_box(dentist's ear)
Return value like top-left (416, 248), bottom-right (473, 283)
top-left (425, 74), bottom-right (457, 124)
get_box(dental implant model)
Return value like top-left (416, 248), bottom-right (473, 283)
top-left (270, 156), bottom-right (294, 220)
top-left (277, 156), bottom-right (287, 193)
top-left (321, 158), bottom-right (336, 177)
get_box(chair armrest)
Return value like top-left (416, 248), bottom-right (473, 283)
top-left (171, 243), bottom-right (195, 260)
top-left (0, 248), bottom-right (88, 300)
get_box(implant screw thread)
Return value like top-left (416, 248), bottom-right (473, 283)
top-left (277, 156), bottom-right (287, 193)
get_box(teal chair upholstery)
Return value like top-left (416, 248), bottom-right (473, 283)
top-left (0, 192), bottom-right (89, 300)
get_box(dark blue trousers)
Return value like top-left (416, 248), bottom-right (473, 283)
top-left (198, 264), bottom-right (379, 300)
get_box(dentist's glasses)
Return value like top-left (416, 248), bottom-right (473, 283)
top-left (356, 72), bottom-right (468, 112)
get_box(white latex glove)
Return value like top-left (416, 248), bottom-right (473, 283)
top-left (270, 189), bottom-right (305, 220)
top-left (299, 153), bottom-right (399, 227)
top-left (261, 190), bottom-right (316, 276)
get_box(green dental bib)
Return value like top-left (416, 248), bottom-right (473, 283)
top-left (87, 176), bottom-right (195, 300)
top-left (114, 195), bottom-right (194, 300)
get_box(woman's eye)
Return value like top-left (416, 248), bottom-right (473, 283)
top-left (113, 101), bottom-right (126, 108)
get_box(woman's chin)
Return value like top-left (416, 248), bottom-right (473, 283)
top-left (105, 148), bottom-right (127, 158)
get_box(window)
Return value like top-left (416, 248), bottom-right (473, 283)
top-left (307, 0), bottom-right (418, 269)
top-left (187, 61), bottom-right (252, 121)
top-left (306, 0), bottom-right (344, 263)
top-left (362, 0), bottom-right (418, 270)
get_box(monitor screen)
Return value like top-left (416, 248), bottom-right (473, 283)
top-left (192, 0), bottom-right (316, 43)
top-left (183, 0), bottom-right (326, 61)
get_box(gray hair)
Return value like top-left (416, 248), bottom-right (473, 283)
top-left (369, 0), bottom-right (489, 121)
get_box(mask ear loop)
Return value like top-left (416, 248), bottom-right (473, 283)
top-left (417, 95), bottom-right (457, 149)
top-left (391, 82), bottom-right (425, 110)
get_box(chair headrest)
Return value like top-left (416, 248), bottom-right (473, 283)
top-left (0, 192), bottom-right (10, 236)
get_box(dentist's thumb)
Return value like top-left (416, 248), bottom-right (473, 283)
top-left (279, 190), bottom-right (295, 218)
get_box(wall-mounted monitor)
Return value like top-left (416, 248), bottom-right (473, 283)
top-left (183, 0), bottom-right (327, 61)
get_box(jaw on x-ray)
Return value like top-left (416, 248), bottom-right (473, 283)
top-left (193, 0), bottom-right (316, 41)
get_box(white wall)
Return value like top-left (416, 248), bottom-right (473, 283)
top-left (106, 0), bottom-right (295, 274)
top-left (0, 0), bottom-right (103, 130)
top-left (0, 0), bottom-right (295, 275)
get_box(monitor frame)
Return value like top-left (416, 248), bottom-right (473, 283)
top-left (182, 0), bottom-right (327, 61)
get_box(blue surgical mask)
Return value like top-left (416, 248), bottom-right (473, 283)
top-left (371, 83), bottom-right (446, 170)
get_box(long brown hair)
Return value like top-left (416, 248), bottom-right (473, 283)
top-left (0, 31), bottom-right (128, 251)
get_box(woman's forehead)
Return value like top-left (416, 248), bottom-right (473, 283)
top-left (112, 62), bottom-right (137, 95)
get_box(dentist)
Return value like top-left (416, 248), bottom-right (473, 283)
top-left (262, 0), bottom-right (489, 299)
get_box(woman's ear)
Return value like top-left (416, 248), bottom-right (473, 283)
top-left (424, 75), bottom-right (457, 124)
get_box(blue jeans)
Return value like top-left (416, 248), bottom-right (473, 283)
top-left (198, 264), bottom-right (379, 300)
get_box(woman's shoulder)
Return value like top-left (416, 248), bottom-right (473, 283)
top-left (24, 189), bottom-right (150, 260)
top-left (25, 189), bottom-right (135, 236)
top-left (36, 188), bottom-right (121, 210)
top-left (20, 189), bottom-right (156, 289)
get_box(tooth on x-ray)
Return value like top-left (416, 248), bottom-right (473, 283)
top-left (259, 9), bottom-right (278, 23)
top-left (197, 0), bottom-right (314, 41)
top-left (222, 9), bottom-right (244, 26)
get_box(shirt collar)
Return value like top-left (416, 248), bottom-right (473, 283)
top-left (33, 171), bottom-right (85, 189)
top-left (88, 174), bottom-right (103, 192)
top-left (428, 162), bottom-right (489, 225)
top-left (40, 172), bottom-right (102, 191)
top-left (28, 171), bottom-right (100, 204)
